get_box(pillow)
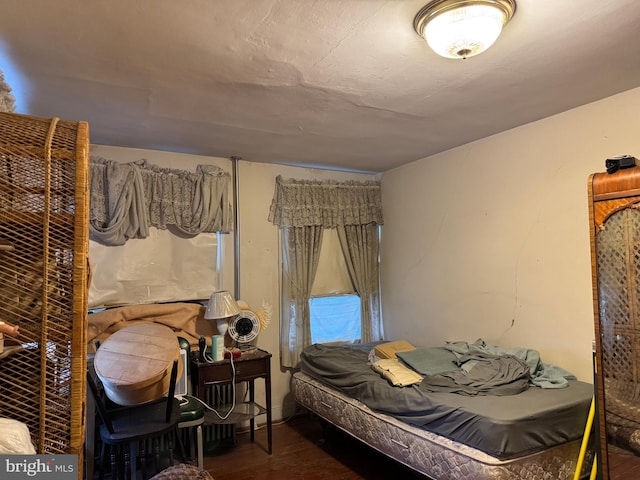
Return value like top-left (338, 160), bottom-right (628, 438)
top-left (374, 340), bottom-right (416, 359)
top-left (396, 347), bottom-right (459, 376)
top-left (372, 358), bottom-right (423, 387)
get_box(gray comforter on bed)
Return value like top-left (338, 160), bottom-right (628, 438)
top-left (394, 338), bottom-right (577, 395)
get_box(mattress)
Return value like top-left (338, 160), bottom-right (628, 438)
top-left (300, 343), bottom-right (593, 460)
top-left (292, 371), bottom-right (591, 480)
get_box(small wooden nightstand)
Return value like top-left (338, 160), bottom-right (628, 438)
top-left (191, 348), bottom-right (272, 454)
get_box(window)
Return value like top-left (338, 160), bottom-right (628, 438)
top-left (87, 152), bottom-right (236, 308)
top-left (269, 175), bottom-right (383, 367)
top-left (309, 294), bottom-right (361, 344)
top-left (308, 229), bottom-right (360, 344)
top-left (88, 228), bottom-right (222, 308)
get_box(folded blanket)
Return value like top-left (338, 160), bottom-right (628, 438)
top-left (396, 347), bottom-right (459, 376)
top-left (372, 358), bottom-right (423, 387)
top-left (374, 340), bottom-right (416, 359)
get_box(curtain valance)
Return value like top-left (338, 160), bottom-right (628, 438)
top-left (90, 157), bottom-right (233, 245)
top-left (268, 175), bottom-right (383, 228)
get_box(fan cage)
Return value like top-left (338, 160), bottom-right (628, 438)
top-left (0, 112), bottom-right (89, 480)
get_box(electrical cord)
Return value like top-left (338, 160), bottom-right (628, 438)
top-left (194, 340), bottom-right (237, 421)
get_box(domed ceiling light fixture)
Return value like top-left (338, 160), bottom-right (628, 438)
top-left (413, 0), bottom-right (516, 59)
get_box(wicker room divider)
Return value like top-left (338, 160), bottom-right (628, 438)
top-left (589, 166), bottom-right (640, 478)
top-left (0, 112), bottom-right (89, 479)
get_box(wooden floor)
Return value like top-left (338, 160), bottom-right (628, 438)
top-left (203, 414), bottom-right (429, 480)
top-left (91, 413), bottom-right (640, 479)
top-left (609, 445), bottom-right (640, 479)
top-left (203, 415), bottom-right (640, 480)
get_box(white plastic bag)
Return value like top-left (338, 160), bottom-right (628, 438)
top-left (0, 418), bottom-right (36, 454)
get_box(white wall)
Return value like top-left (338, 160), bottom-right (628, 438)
top-left (380, 86), bottom-right (640, 382)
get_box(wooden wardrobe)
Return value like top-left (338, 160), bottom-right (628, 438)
top-left (589, 165), bottom-right (640, 479)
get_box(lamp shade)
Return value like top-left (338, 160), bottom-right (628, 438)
top-left (204, 291), bottom-right (240, 320)
top-left (414, 0), bottom-right (516, 59)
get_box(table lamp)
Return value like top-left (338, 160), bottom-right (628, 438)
top-left (204, 290), bottom-right (241, 336)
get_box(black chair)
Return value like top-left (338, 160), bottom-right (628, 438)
top-left (87, 360), bottom-right (181, 480)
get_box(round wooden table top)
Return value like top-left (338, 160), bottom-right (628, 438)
top-left (94, 323), bottom-right (180, 405)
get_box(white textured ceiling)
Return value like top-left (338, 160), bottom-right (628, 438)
top-left (2, 0), bottom-right (640, 173)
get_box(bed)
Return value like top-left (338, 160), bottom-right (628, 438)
top-left (292, 342), bottom-right (595, 480)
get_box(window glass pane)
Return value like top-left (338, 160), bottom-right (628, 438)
top-left (309, 294), bottom-right (361, 344)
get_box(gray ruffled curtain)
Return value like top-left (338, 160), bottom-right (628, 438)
top-left (136, 160), bottom-right (232, 235)
top-left (89, 158), bottom-right (149, 245)
top-left (268, 175), bottom-right (383, 227)
top-left (269, 175), bottom-right (383, 368)
top-left (337, 223), bottom-right (382, 342)
top-left (280, 225), bottom-right (324, 368)
top-left (90, 157), bottom-right (233, 245)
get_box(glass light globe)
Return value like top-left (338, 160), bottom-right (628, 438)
top-left (425, 4), bottom-right (507, 59)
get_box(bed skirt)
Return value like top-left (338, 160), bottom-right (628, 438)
top-left (292, 371), bottom-right (593, 480)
